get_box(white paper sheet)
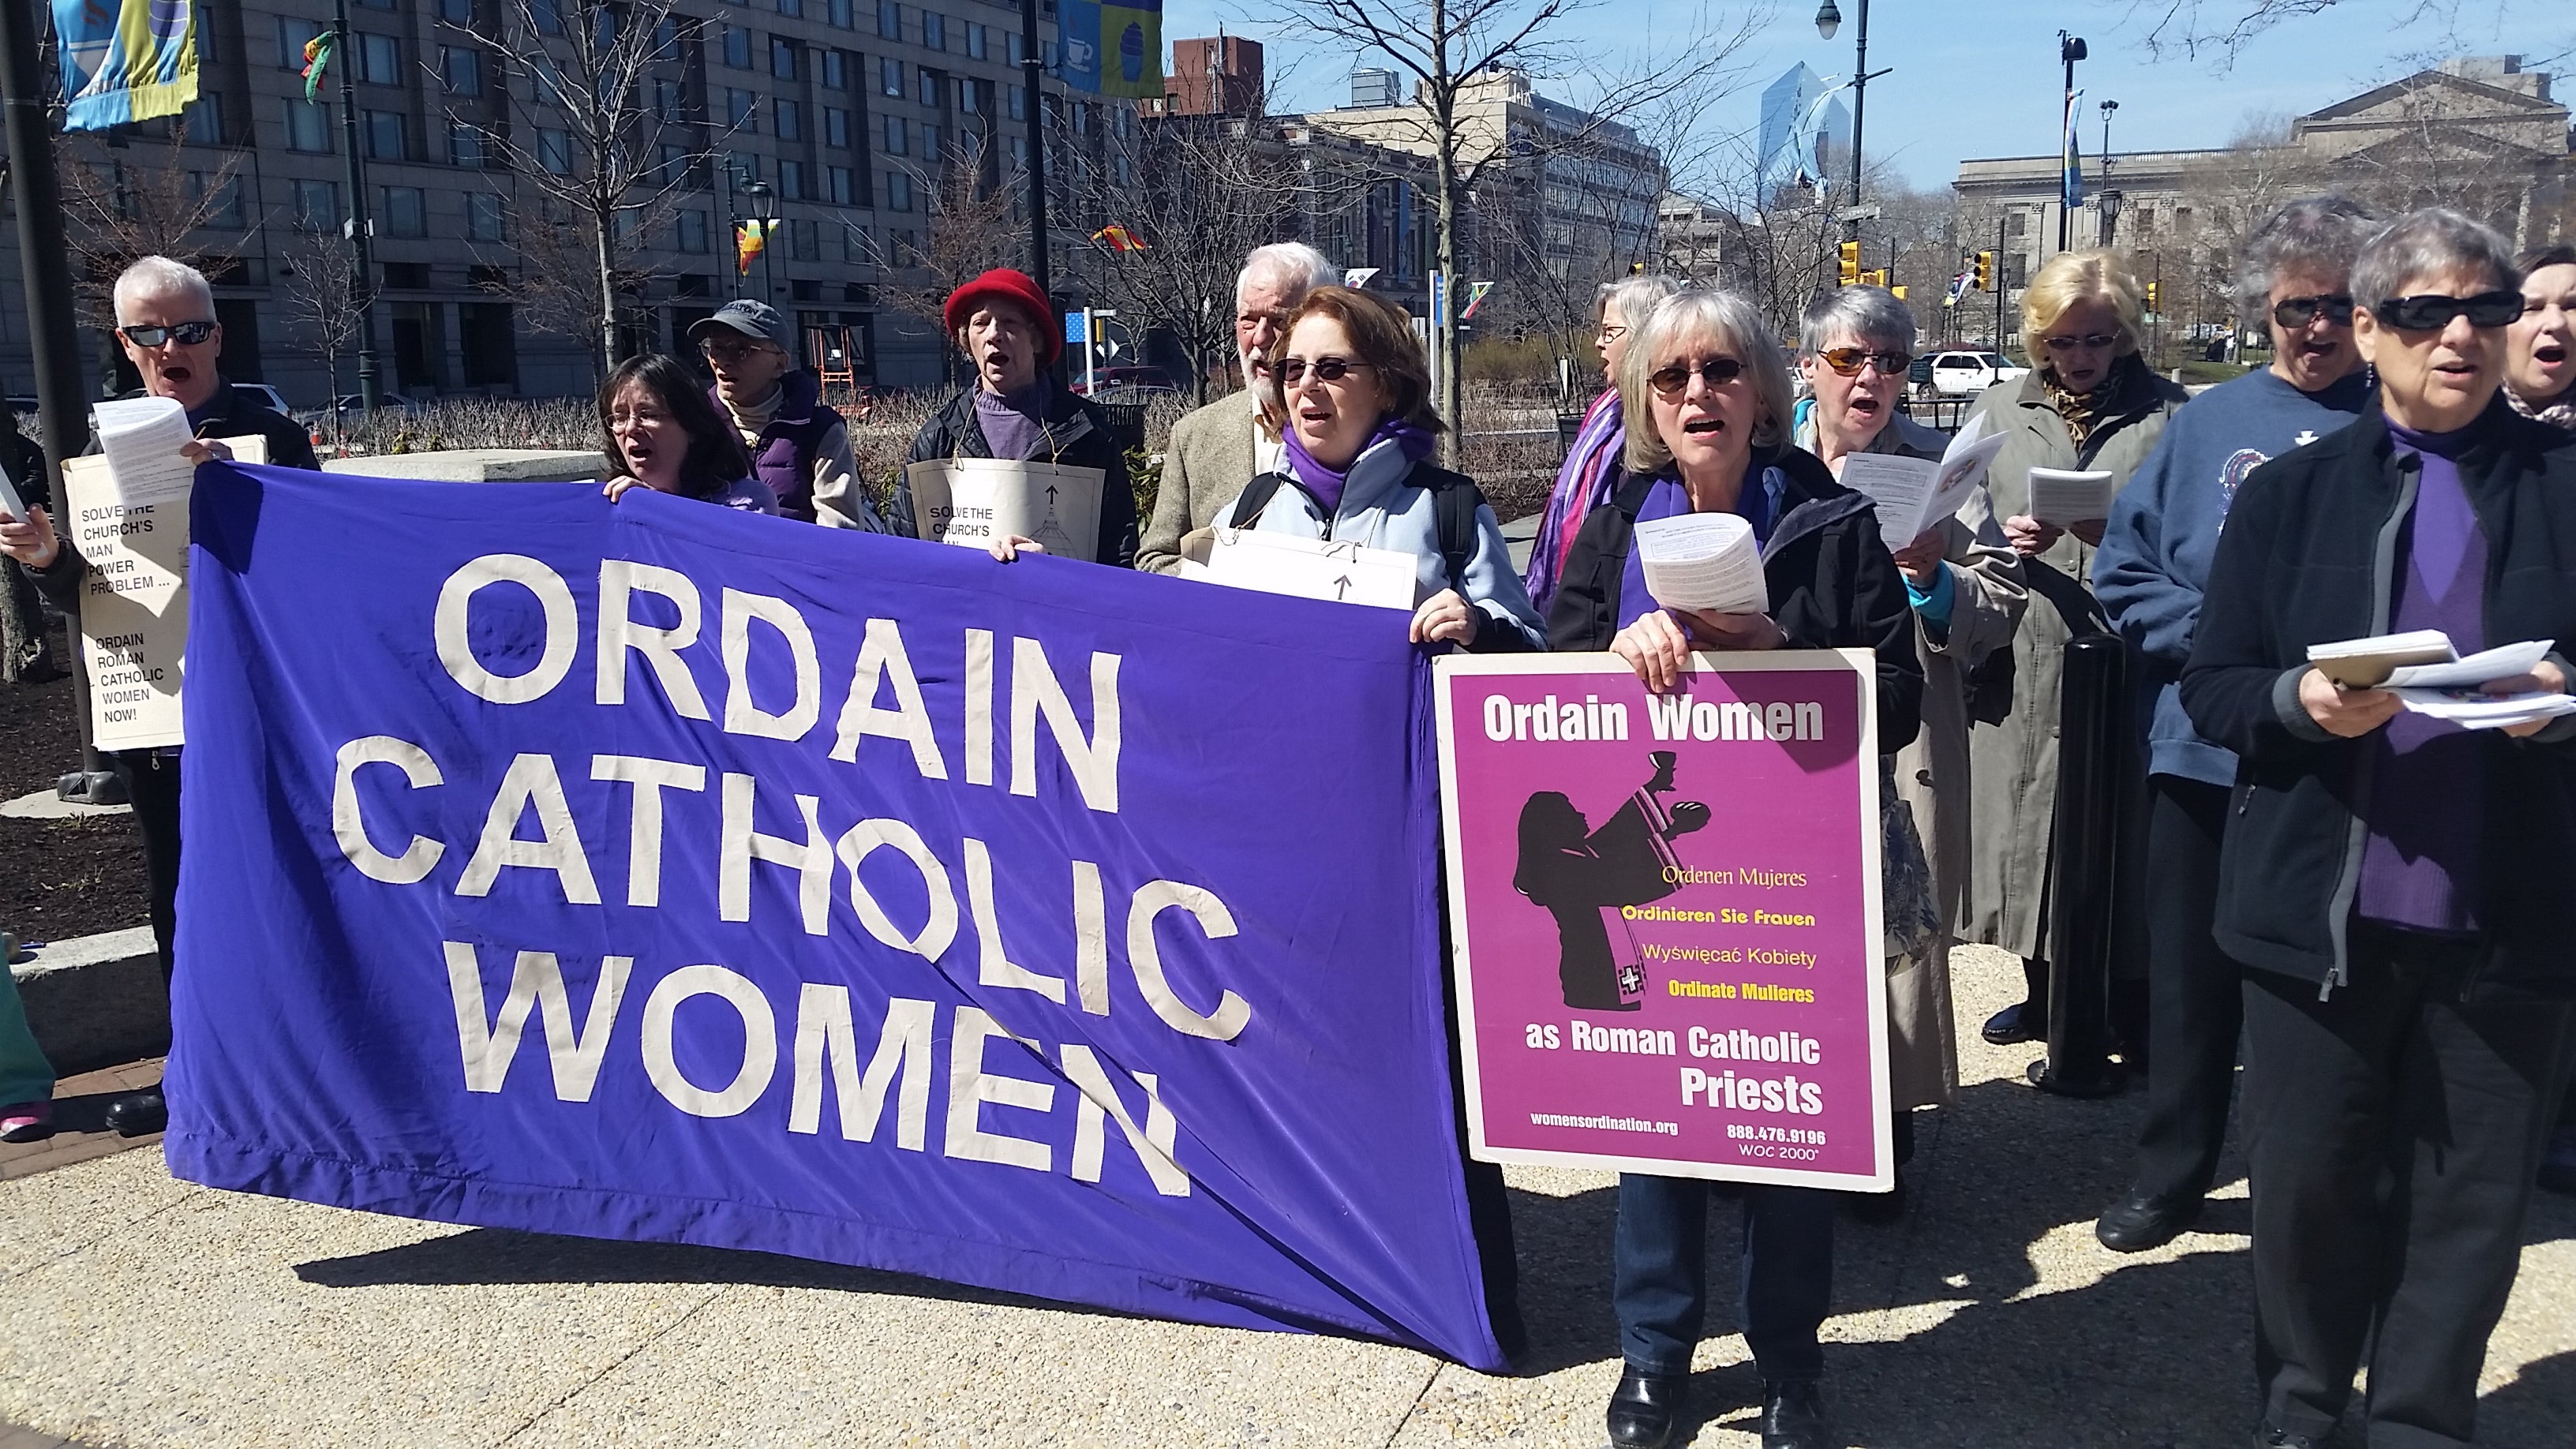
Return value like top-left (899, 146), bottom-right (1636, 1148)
top-left (2382, 638), bottom-right (2554, 690)
top-left (903, 456), bottom-right (1104, 556)
top-left (2024, 466), bottom-right (2117, 527)
top-left (2392, 687), bottom-right (2576, 729)
top-left (91, 396), bottom-right (197, 507)
top-left (1199, 528), bottom-right (1418, 609)
top-left (0, 464), bottom-right (24, 522)
top-left (1634, 511), bottom-right (1767, 615)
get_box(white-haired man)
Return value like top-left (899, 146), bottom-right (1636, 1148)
top-left (0, 255), bottom-right (320, 1138)
top-left (1135, 241), bottom-right (1336, 575)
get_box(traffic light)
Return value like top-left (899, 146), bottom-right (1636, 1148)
top-left (1890, 285), bottom-right (1908, 301)
top-left (1975, 250), bottom-right (1995, 292)
top-left (1838, 241), bottom-right (1861, 286)
top-left (2145, 280), bottom-right (2161, 311)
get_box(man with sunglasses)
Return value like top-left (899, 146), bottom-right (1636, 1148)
top-left (2090, 197), bottom-right (2381, 1256)
top-left (0, 256), bottom-right (320, 1138)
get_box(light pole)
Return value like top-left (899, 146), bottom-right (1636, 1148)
top-left (333, 0), bottom-right (383, 414)
top-left (2099, 188), bottom-right (2124, 250)
top-left (1814, 0), bottom-right (1891, 245)
top-left (2099, 98), bottom-right (2117, 169)
top-left (2057, 32), bottom-right (2087, 253)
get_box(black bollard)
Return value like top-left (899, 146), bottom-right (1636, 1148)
top-left (2031, 632), bottom-right (2128, 1098)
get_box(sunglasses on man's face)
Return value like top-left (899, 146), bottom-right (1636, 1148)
top-left (1818, 347), bottom-right (1910, 377)
top-left (118, 320), bottom-right (216, 348)
top-left (1648, 357), bottom-right (1744, 396)
top-left (2271, 294), bottom-right (2354, 328)
top-left (2372, 290), bottom-right (2523, 332)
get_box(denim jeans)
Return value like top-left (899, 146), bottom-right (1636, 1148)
top-left (1613, 1174), bottom-right (1833, 1382)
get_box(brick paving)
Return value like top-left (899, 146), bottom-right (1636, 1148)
top-left (0, 1058), bottom-right (163, 1182)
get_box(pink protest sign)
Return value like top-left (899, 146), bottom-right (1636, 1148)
top-left (1433, 650), bottom-right (1892, 1191)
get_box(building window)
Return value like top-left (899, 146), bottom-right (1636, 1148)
top-left (294, 178), bottom-right (339, 231)
top-left (531, 0), bottom-right (564, 33)
top-left (365, 110), bottom-right (407, 160)
top-left (728, 88), bottom-right (757, 129)
top-left (358, 0), bottom-right (395, 8)
top-left (827, 165), bottom-right (854, 204)
top-left (923, 12), bottom-right (945, 49)
top-left (679, 209), bottom-right (711, 253)
top-left (729, 152), bottom-right (760, 182)
top-left (285, 99), bottom-right (331, 151)
top-left (467, 193), bottom-right (505, 242)
top-left (877, 0), bottom-right (900, 40)
top-left (883, 114), bottom-right (906, 155)
top-left (790, 219), bottom-right (818, 260)
top-left (440, 0), bottom-right (475, 21)
top-left (777, 0), bottom-right (802, 14)
top-left (440, 46), bottom-right (481, 95)
top-left (185, 172), bottom-right (244, 228)
top-left (1006, 86), bottom-right (1023, 122)
top-left (880, 56), bottom-right (903, 97)
top-left (918, 69), bottom-right (938, 106)
top-left (381, 186), bottom-right (426, 237)
top-left (276, 17), bottom-right (323, 69)
top-left (181, 92), bottom-right (224, 143)
top-left (780, 159), bottom-right (806, 200)
top-left (449, 123), bottom-right (486, 167)
top-left (356, 33), bottom-right (399, 84)
top-left (537, 128), bottom-right (572, 174)
top-left (887, 172), bottom-right (912, 211)
top-left (771, 36), bottom-right (797, 80)
top-left (1009, 30), bottom-right (1024, 63)
top-left (829, 0), bottom-right (853, 26)
top-left (968, 22), bottom-right (987, 60)
top-left (957, 78), bottom-right (975, 114)
top-left (822, 48), bottom-right (847, 88)
top-left (722, 24), bottom-right (751, 67)
top-left (919, 122), bottom-right (938, 158)
top-left (776, 98), bottom-right (803, 141)
top-left (824, 106), bottom-right (850, 148)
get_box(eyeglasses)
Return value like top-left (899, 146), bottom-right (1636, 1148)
top-left (118, 321), bottom-right (216, 348)
top-left (2372, 290), bottom-right (2522, 331)
top-left (1818, 346), bottom-right (1911, 377)
top-left (700, 339), bottom-right (780, 362)
top-left (2040, 332), bottom-right (2122, 354)
top-left (1596, 324), bottom-right (1630, 346)
top-left (2271, 294), bottom-right (2354, 328)
top-left (607, 406), bottom-right (672, 429)
top-left (1647, 357), bottom-right (1744, 396)
top-left (1277, 357), bottom-right (1373, 385)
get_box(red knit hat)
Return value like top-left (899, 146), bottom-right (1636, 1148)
top-left (944, 268), bottom-right (1061, 365)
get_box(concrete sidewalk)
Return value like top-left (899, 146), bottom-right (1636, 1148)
top-left (2, 947), bottom-right (2570, 1448)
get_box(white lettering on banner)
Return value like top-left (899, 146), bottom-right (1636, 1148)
top-left (966, 836), bottom-right (1068, 1004)
top-left (833, 818), bottom-right (960, 959)
top-left (590, 754), bottom-right (709, 908)
top-left (641, 963), bottom-right (778, 1117)
top-left (456, 753), bottom-right (602, 903)
top-left (1011, 635), bottom-right (1121, 813)
top-left (1073, 859), bottom-right (1110, 1016)
top-left (788, 985), bottom-right (934, 1147)
top-left (720, 773), bottom-right (832, 935)
top-left (436, 555), bottom-right (579, 705)
top-left (829, 617), bottom-right (948, 778)
top-left (1642, 694), bottom-right (1827, 743)
top-left (1061, 1044), bottom-right (1188, 1196)
top-left (333, 736), bottom-right (446, 883)
top-left (945, 1005), bottom-right (1055, 1170)
top-left (597, 560), bottom-right (710, 718)
top-left (964, 627), bottom-right (996, 786)
top-left (444, 942), bottom-right (631, 1099)
top-left (721, 588), bottom-right (822, 740)
top-left (1126, 881), bottom-right (1250, 1041)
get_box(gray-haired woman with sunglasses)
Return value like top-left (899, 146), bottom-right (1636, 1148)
top-left (2184, 207), bottom-right (2576, 1449)
top-left (1958, 248), bottom-right (2188, 1059)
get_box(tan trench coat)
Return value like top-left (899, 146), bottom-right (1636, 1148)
top-left (1801, 411), bottom-right (2028, 1109)
top-left (1961, 365), bottom-right (2188, 964)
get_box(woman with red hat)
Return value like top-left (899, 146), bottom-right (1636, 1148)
top-left (889, 268), bottom-right (1140, 567)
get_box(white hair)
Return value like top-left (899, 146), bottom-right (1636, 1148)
top-left (1237, 242), bottom-right (1337, 309)
top-left (114, 255), bottom-right (216, 324)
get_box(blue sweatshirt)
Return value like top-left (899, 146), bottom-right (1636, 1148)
top-left (2093, 366), bottom-right (2372, 786)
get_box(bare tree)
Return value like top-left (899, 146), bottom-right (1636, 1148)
top-left (279, 229), bottom-right (369, 444)
top-left (863, 134), bottom-right (1024, 357)
top-left (441, 0), bottom-right (731, 379)
top-left (1274, 0), bottom-right (1759, 455)
top-left (2121, 0), bottom-right (2572, 66)
top-left (56, 122), bottom-right (253, 326)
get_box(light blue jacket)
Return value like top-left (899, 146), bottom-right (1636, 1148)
top-left (1211, 436), bottom-right (1548, 650)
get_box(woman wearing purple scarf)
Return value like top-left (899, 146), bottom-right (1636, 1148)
top-left (1526, 275), bottom-right (1687, 616)
top-left (1208, 286), bottom-right (1543, 652)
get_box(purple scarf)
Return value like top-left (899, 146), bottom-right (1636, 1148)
top-left (1527, 388), bottom-right (1625, 615)
top-left (1281, 417), bottom-right (1436, 515)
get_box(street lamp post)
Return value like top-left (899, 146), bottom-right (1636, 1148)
top-left (333, 0), bottom-right (383, 415)
top-left (1814, 0), bottom-right (1890, 245)
top-left (2057, 32), bottom-right (2087, 253)
top-left (2099, 187), bottom-right (2124, 250)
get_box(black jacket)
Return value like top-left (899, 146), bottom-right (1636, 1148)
top-left (1548, 444), bottom-right (1923, 754)
top-left (2181, 396), bottom-right (2576, 1000)
top-left (890, 382), bottom-right (1140, 567)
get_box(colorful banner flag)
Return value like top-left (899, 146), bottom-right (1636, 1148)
top-left (52, 0), bottom-right (200, 131)
top-left (1057, 0), bottom-right (1163, 99)
top-left (164, 464), bottom-right (1507, 1370)
top-left (1944, 268), bottom-right (1970, 310)
top-left (736, 219), bottom-right (770, 276)
top-left (2061, 88), bottom-right (2085, 215)
top-left (1462, 282), bottom-right (1496, 320)
top-left (1090, 223), bottom-right (1144, 253)
top-left (301, 30), bottom-right (335, 104)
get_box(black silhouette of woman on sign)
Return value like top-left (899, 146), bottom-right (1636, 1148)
top-left (1511, 751), bottom-right (1710, 1011)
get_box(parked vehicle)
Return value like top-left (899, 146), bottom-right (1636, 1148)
top-left (1917, 349), bottom-right (2029, 398)
top-left (1069, 365), bottom-right (1177, 396)
top-left (296, 392), bottom-right (428, 429)
top-left (232, 382), bottom-right (294, 417)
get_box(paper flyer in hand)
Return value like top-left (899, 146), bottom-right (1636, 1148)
top-left (904, 457), bottom-right (1104, 557)
top-left (2306, 629), bottom-right (2458, 687)
top-left (91, 395), bottom-right (197, 507)
top-left (2024, 467), bottom-right (2117, 527)
top-left (1837, 410), bottom-right (2007, 549)
top-left (1634, 512), bottom-right (1768, 616)
top-left (1198, 528), bottom-right (1417, 609)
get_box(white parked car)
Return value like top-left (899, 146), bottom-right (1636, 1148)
top-left (230, 382), bottom-right (294, 417)
top-left (1919, 350), bottom-right (2030, 398)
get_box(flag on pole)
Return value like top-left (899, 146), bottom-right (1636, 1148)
top-left (52, 0), bottom-right (201, 131)
top-left (1944, 268), bottom-right (1971, 309)
top-left (735, 220), bottom-right (770, 276)
top-left (1090, 223), bottom-right (1145, 253)
top-left (2061, 88), bottom-right (2085, 214)
top-left (1462, 281), bottom-right (1496, 320)
top-left (301, 31), bottom-right (335, 103)
top-left (1056, 0), bottom-right (1163, 99)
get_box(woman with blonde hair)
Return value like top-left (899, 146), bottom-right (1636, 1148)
top-left (1963, 249), bottom-right (2188, 1065)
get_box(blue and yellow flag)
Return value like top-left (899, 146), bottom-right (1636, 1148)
top-left (53, 0), bottom-right (200, 132)
top-left (1057, 0), bottom-right (1162, 100)
top-left (2061, 88), bottom-right (2084, 214)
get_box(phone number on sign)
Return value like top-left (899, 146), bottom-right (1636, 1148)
top-left (1728, 1124), bottom-right (1828, 1145)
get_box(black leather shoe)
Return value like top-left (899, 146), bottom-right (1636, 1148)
top-left (1605, 1367), bottom-right (1687, 1449)
top-left (1981, 1002), bottom-right (2041, 1046)
top-left (105, 1088), bottom-right (167, 1137)
top-left (2096, 1189), bottom-right (2202, 1252)
top-left (1761, 1379), bottom-right (1836, 1449)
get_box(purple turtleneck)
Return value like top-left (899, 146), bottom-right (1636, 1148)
top-left (973, 382), bottom-right (1051, 461)
top-left (1280, 417), bottom-right (1435, 514)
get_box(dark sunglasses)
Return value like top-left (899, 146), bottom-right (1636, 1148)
top-left (1277, 356), bottom-right (1372, 384)
top-left (1647, 357), bottom-right (1744, 395)
top-left (118, 320), bottom-right (216, 347)
top-left (1818, 346), bottom-right (1910, 377)
top-left (2041, 332), bottom-right (2121, 354)
top-left (2372, 290), bottom-right (2522, 331)
top-left (2271, 294), bottom-right (2354, 328)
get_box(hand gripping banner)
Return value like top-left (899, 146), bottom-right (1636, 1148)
top-left (163, 464), bottom-right (1502, 1369)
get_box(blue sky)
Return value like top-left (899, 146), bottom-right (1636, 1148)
top-left (1155, 0), bottom-right (2564, 190)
